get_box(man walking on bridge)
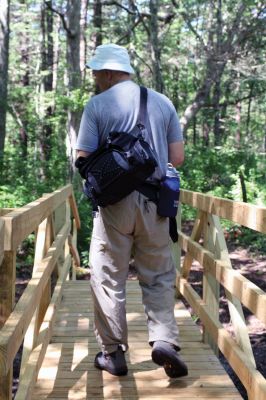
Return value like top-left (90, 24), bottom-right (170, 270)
top-left (75, 43), bottom-right (187, 379)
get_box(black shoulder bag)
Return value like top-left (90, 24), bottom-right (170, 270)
top-left (75, 86), bottom-right (158, 208)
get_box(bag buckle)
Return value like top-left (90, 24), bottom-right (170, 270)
top-left (136, 123), bottom-right (146, 139)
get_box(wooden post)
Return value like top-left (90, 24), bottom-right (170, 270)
top-left (69, 192), bottom-right (81, 230)
top-left (68, 190), bottom-right (81, 280)
top-left (19, 216), bottom-right (53, 377)
top-left (202, 214), bottom-right (220, 355)
top-left (211, 215), bottom-right (256, 367)
top-left (54, 203), bottom-right (66, 236)
top-left (0, 251), bottom-right (16, 327)
top-left (68, 220), bottom-right (76, 281)
top-left (54, 203), bottom-right (67, 279)
top-left (67, 233), bottom-right (80, 281)
top-left (0, 250), bottom-right (16, 400)
top-left (65, 202), bottom-right (71, 280)
top-left (71, 218), bottom-right (78, 281)
top-left (182, 210), bottom-right (206, 279)
top-left (0, 219), bottom-right (4, 265)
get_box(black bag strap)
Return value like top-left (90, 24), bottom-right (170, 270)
top-left (138, 86), bottom-right (148, 126)
top-left (138, 86), bottom-right (178, 243)
top-left (137, 86), bottom-right (156, 150)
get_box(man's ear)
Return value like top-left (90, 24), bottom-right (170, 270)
top-left (106, 70), bottom-right (113, 82)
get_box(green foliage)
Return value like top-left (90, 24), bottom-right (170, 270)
top-left (0, 141), bottom-right (68, 207)
top-left (0, 184), bottom-right (32, 207)
top-left (180, 145), bottom-right (266, 205)
top-left (180, 204), bottom-right (197, 221)
top-left (179, 145), bottom-right (265, 251)
top-left (58, 88), bottom-right (92, 112)
top-left (222, 224), bottom-right (266, 254)
top-left (237, 228), bottom-right (266, 253)
top-left (16, 234), bottom-right (35, 271)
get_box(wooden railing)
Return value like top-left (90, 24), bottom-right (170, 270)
top-left (0, 186), bottom-right (265, 400)
top-left (174, 189), bottom-right (266, 400)
top-left (0, 184), bottom-right (80, 400)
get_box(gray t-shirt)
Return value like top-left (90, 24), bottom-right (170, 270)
top-left (76, 80), bottom-right (183, 178)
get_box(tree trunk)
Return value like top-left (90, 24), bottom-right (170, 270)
top-left (202, 122), bottom-right (210, 147)
top-left (246, 82), bottom-right (254, 139)
top-left (0, 0), bottom-right (10, 158)
top-left (66, 0), bottom-right (81, 90)
top-left (93, 0), bottom-right (102, 49)
top-left (66, 0), bottom-right (82, 178)
top-left (126, 0), bottom-right (137, 44)
top-left (52, 14), bottom-right (61, 90)
top-left (219, 81), bottom-right (230, 144)
top-left (45, 1), bottom-right (53, 92)
top-left (235, 100), bottom-right (241, 148)
top-left (179, 2), bottom-right (247, 136)
top-left (39, 0), bottom-right (54, 168)
top-left (180, 60), bottom-right (226, 134)
top-left (80, 0), bottom-right (89, 81)
top-left (17, 25), bottom-right (30, 158)
top-left (193, 117), bottom-right (197, 146)
top-left (213, 0), bottom-right (223, 146)
top-left (213, 79), bottom-right (222, 146)
top-left (149, 0), bottom-right (164, 93)
top-left (92, 0), bottom-right (102, 95)
top-left (239, 169), bottom-right (247, 203)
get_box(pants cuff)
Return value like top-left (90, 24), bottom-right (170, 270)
top-left (103, 343), bottom-right (128, 354)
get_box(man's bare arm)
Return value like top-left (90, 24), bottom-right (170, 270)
top-left (168, 141), bottom-right (185, 167)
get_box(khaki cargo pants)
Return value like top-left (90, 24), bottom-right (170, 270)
top-left (89, 191), bottom-right (179, 354)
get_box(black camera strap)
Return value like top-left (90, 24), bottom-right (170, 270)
top-left (137, 86), bottom-right (156, 152)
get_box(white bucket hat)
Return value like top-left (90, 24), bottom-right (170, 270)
top-left (86, 43), bottom-right (135, 74)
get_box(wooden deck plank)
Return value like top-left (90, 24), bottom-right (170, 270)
top-left (32, 281), bottom-right (242, 399)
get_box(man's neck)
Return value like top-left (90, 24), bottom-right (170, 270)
top-left (110, 74), bottom-right (131, 87)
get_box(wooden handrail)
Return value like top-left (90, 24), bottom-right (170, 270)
top-left (176, 190), bottom-right (266, 400)
top-left (178, 231), bottom-right (266, 323)
top-left (3, 184), bottom-right (73, 251)
top-left (180, 189), bottom-right (266, 233)
top-left (0, 209), bottom-right (14, 217)
top-left (0, 185), bottom-right (80, 400)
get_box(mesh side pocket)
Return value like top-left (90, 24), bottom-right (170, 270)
top-left (90, 150), bottom-right (129, 191)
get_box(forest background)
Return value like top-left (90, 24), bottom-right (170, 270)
top-left (0, 0), bottom-right (265, 257)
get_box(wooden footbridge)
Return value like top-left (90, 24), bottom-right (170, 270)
top-left (0, 185), bottom-right (265, 399)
